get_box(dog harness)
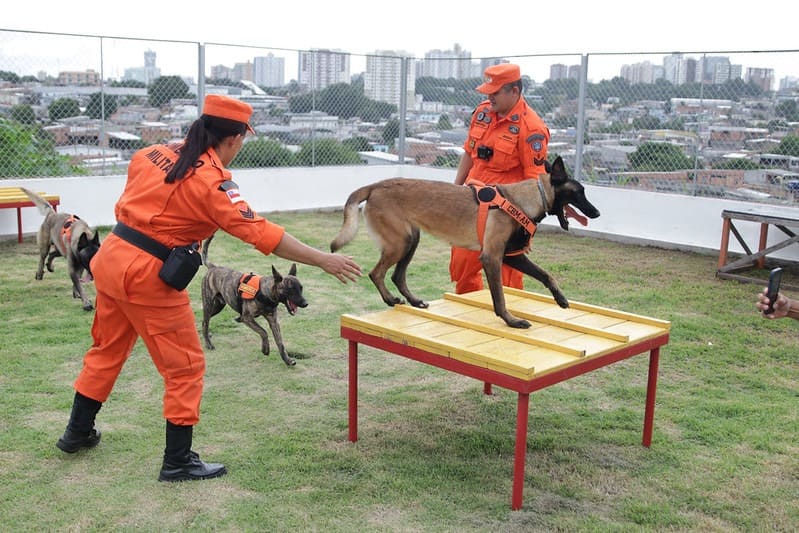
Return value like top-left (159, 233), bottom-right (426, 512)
top-left (61, 215), bottom-right (79, 245)
top-left (237, 273), bottom-right (277, 311)
top-left (467, 179), bottom-right (550, 255)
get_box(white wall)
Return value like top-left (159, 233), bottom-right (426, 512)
top-left (4, 165), bottom-right (799, 262)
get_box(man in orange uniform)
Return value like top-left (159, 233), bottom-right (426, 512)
top-left (449, 63), bottom-right (550, 294)
top-left (56, 94), bottom-right (361, 482)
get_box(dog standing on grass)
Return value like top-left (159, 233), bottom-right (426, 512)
top-left (21, 188), bottom-right (100, 311)
top-left (330, 156), bottom-right (600, 329)
top-left (200, 234), bottom-right (308, 366)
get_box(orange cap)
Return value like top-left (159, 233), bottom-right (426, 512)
top-left (475, 64), bottom-right (521, 94)
top-left (202, 94), bottom-right (255, 133)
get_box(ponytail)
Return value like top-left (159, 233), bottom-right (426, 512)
top-left (165, 115), bottom-right (248, 183)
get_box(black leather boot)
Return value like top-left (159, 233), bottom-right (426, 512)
top-left (158, 421), bottom-right (227, 482)
top-left (56, 391), bottom-right (102, 453)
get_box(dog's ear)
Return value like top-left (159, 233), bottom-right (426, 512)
top-left (91, 231), bottom-right (100, 245)
top-left (272, 265), bottom-right (283, 283)
top-left (548, 156), bottom-right (568, 187)
top-left (288, 263), bottom-right (297, 277)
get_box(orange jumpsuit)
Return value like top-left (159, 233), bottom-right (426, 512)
top-left (450, 96), bottom-right (550, 294)
top-left (74, 144), bottom-right (285, 426)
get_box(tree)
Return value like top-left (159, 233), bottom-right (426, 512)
top-left (148, 76), bottom-right (189, 107)
top-left (0, 119), bottom-right (83, 177)
top-left (712, 158), bottom-right (761, 170)
top-left (85, 92), bottom-right (118, 120)
top-left (381, 118), bottom-right (400, 146)
top-left (775, 100), bottom-right (799, 122)
top-left (229, 138), bottom-right (296, 168)
top-left (295, 138), bottom-right (362, 166)
top-left (437, 114), bottom-right (452, 130)
top-left (342, 136), bottom-right (372, 152)
top-left (48, 98), bottom-right (81, 121)
top-left (10, 104), bottom-right (36, 125)
top-left (628, 142), bottom-right (694, 171)
top-left (773, 135), bottom-right (799, 157)
top-left (432, 152), bottom-right (460, 167)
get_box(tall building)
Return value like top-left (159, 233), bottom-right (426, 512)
top-left (254, 53), bottom-right (285, 88)
top-left (746, 67), bottom-right (774, 92)
top-left (418, 43), bottom-right (472, 79)
top-left (123, 49), bottom-right (161, 85)
top-left (298, 49), bottom-right (350, 91)
top-left (549, 64), bottom-right (568, 81)
top-left (231, 61), bottom-right (253, 83)
top-left (620, 61), bottom-right (661, 84)
top-left (364, 51), bottom-right (415, 109)
top-left (663, 53), bottom-right (687, 85)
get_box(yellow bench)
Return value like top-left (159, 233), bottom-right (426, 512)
top-left (0, 187), bottom-right (61, 243)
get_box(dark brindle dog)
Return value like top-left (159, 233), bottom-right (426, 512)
top-left (200, 234), bottom-right (308, 366)
top-left (330, 156), bottom-right (600, 329)
top-left (22, 188), bottom-right (100, 311)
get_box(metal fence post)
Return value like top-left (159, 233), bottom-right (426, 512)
top-left (198, 43), bottom-right (205, 111)
top-left (397, 56), bottom-right (408, 164)
top-left (574, 54), bottom-right (589, 181)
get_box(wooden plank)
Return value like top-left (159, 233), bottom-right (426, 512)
top-left (444, 292), bottom-right (631, 342)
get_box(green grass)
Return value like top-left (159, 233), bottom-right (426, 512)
top-left (1, 210), bottom-right (797, 532)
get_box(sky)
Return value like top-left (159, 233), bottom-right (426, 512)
top-left (2, 1), bottom-right (799, 84)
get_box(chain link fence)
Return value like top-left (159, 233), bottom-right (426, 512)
top-left (2, 29), bottom-right (798, 206)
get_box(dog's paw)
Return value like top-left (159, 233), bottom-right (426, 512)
top-left (82, 303), bottom-right (94, 311)
top-left (35, 273), bottom-right (43, 280)
top-left (410, 300), bottom-right (429, 309)
top-left (507, 318), bottom-right (531, 329)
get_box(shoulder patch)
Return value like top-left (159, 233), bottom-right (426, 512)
top-left (219, 180), bottom-right (245, 204)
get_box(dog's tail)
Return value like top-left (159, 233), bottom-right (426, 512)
top-left (330, 185), bottom-right (372, 252)
top-left (201, 232), bottom-right (215, 266)
top-left (21, 188), bottom-right (56, 217)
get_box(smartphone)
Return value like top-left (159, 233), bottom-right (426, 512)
top-left (764, 267), bottom-right (783, 315)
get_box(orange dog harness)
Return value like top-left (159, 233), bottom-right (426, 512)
top-left (468, 181), bottom-right (538, 254)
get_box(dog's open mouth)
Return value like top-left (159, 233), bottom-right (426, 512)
top-left (286, 300), bottom-right (298, 316)
top-left (564, 205), bottom-right (589, 226)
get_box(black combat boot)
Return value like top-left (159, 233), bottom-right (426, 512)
top-left (56, 391), bottom-right (102, 453)
top-left (158, 420), bottom-right (227, 482)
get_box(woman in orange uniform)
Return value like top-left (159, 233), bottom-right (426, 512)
top-left (56, 94), bottom-right (362, 482)
top-left (449, 63), bottom-right (550, 294)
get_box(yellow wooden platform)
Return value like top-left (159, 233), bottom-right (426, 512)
top-left (0, 187), bottom-right (60, 205)
top-left (341, 288), bottom-right (670, 380)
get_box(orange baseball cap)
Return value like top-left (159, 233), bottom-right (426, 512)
top-left (475, 64), bottom-right (521, 94)
top-left (202, 94), bottom-right (255, 133)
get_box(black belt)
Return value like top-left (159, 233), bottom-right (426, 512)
top-left (112, 222), bottom-right (171, 261)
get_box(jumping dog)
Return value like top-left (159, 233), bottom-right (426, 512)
top-left (330, 156), bottom-right (600, 328)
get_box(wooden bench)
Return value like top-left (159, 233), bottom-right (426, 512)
top-left (342, 288), bottom-right (670, 510)
top-left (0, 187), bottom-right (61, 243)
top-left (717, 208), bottom-right (799, 289)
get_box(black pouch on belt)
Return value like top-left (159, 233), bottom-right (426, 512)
top-left (158, 243), bottom-right (202, 291)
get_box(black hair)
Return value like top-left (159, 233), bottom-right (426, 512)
top-left (164, 115), bottom-right (248, 183)
top-left (503, 79), bottom-right (524, 93)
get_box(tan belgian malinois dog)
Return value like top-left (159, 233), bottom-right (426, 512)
top-left (330, 156), bottom-right (600, 328)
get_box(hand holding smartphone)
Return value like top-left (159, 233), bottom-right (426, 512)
top-left (764, 267), bottom-right (783, 315)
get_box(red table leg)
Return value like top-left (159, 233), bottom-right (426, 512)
top-left (348, 340), bottom-right (358, 442)
top-left (16, 207), bottom-right (23, 243)
top-left (483, 382), bottom-right (493, 395)
top-left (642, 347), bottom-right (660, 447)
top-left (511, 392), bottom-right (530, 510)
